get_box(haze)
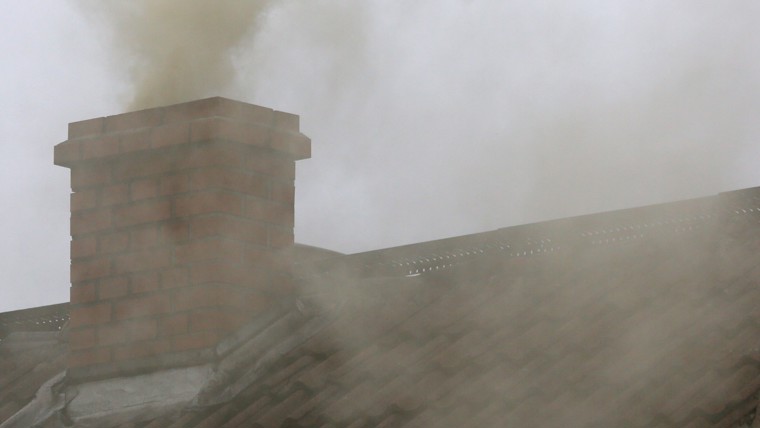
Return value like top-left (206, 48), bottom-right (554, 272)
top-left (1, 0), bottom-right (759, 312)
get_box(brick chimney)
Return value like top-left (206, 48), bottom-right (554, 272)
top-left (54, 97), bottom-right (310, 381)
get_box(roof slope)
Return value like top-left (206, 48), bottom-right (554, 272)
top-left (0, 331), bottom-right (66, 425)
top-left (112, 189), bottom-right (760, 427)
top-left (2, 189), bottom-right (760, 427)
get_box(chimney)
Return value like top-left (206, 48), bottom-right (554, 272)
top-left (54, 97), bottom-right (310, 381)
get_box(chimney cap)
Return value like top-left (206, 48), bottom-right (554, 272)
top-left (55, 97), bottom-right (310, 168)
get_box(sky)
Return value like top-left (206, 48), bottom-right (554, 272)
top-left (2, 1), bottom-right (760, 312)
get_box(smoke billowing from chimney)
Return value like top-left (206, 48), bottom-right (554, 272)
top-left (76, 0), bottom-right (272, 109)
top-left (72, 0), bottom-right (760, 255)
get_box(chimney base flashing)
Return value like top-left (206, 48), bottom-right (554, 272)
top-left (66, 364), bottom-right (214, 428)
top-left (67, 347), bottom-right (215, 384)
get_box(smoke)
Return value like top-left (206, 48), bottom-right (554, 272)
top-left (247, 1), bottom-right (760, 252)
top-left (75, 0), bottom-right (272, 110)
top-left (295, 218), bottom-right (760, 426)
top-left (32, 2), bottom-right (759, 423)
top-left (70, 1), bottom-right (760, 252)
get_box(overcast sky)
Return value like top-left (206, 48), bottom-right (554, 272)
top-left (2, 1), bottom-right (760, 312)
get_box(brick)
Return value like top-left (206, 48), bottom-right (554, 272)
top-left (113, 248), bottom-right (172, 275)
top-left (119, 129), bottom-right (151, 154)
top-left (174, 191), bottom-right (242, 217)
top-left (240, 124), bottom-right (272, 147)
top-left (71, 164), bottom-right (111, 190)
top-left (196, 285), bottom-right (269, 312)
top-left (273, 110), bottom-right (299, 131)
top-left (99, 232), bottom-right (129, 254)
top-left (270, 130), bottom-right (311, 160)
top-left (113, 199), bottom-right (171, 228)
top-left (98, 276), bottom-right (129, 299)
top-left (160, 173), bottom-right (191, 195)
top-left (174, 283), bottom-right (268, 312)
top-left (105, 108), bottom-right (163, 133)
top-left (236, 102), bottom-right (275, 125)
top-left (69, 347), bottom-right (112, 368)
top-left (269, 182), bottom-right (295, 205)
top-left (71, 237), bottom-right (97, 259)
top-left (130, 178), bottom-right (160, 201)
top-left (81, 135), bottom-right (119, 160)
top-left (244, 198), bottom-right (294, 227)
top-left (190, 215), bottom-right (267, 245)
top-left (189, 259), bottom-right (251, 286)
top-left (161, 220), bottom-right (190, 243)
top-left (268, 227), bottom-right (294, 249)
top-left (70, 302), bottom-right (112, 327)
top-left (160, 267), bottom-right (189, 289)
top-left (272, 246), bottom-right (294, 266)
top-left (189, 308), bottom-right (250, 332)
top-left (70, 283), bottom-right (97, 303)
top-left (188, 168), bottom-right (269, 198)
top-left (190, 117), bottom-right (270, 147)
top-left (71, 189), bottom-right (98, 212)
top-left (100, 184), bottom-right (130, 207)
top-left (69, 117), bottom-right (105, 139)
top-left (54, 140), bottom-right (82, 165)
top-left (71, 257), bottom-right (111, 282)
top-left (130, 225), bottom-right (159, 249)
top-left (131, 272), bottom-right (160, 294)
top-left (69, 327), bottom-right (97, 350)
top-left (113, 292), bottom-right (172, 320)
top-left (97, 318), bottom-right (157, 346)
top-left (176, 142), bottom-right (247, 170)
top-left (190, 117), bottom-right (225, 143)
top-left (244, 152), bottom-right (295, 180)
top-left (158, 313), bottom-right (188, 337)
top-left (112, 152), bottom-right (176, 181)
top-left (174, 285), bottom-right (221, 311)
top-left (113, 339), bottom-right (172, 361)
top-left (245, 247), bottom-right (292, 270)
top-left (175, 238), bottom-right (244, 264)
top-left (242, 246), bottom-right (268, 265)
top-left (151, 122), bottom-right (190, 148)
top-left (171, 331), bottom-right (221, 353)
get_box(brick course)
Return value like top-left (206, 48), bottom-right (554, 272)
top-left (71, 237), bottom-right (97, 259)
top-left (69, 302), bottom-right (112, 328)
top-left (68, 117), bottom-right (105, 139)
top-left (56, 97), bottom-right (310, 380)
top-left (190, 214), bottom-right (268, 245)
top-left (70, 283), bottom-right (97, 304)
top-left (70, 163), bottom-right (112, 190)
top-left (71, 189), bottom-right (98, 212)
top-left (118, 129), bottom-right (151, 154)
top-left (174, 190), bottom-right (243, 217)
top-left (69, 347), bottom-right (112, 369)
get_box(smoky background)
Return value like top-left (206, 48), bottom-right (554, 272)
top-left (2, 2), bottom-right (759, 425)
top-left (1, 0), bottom-right (760, 312)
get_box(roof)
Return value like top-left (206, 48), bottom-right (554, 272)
top-left (2, 188), bottom-right (760, 427)
top-left (0, 303), bottom-right (68, 341)
top-left (0, 331), bottom-right (66, 425)
top-left (0, 304), bottom-right (69, 425)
